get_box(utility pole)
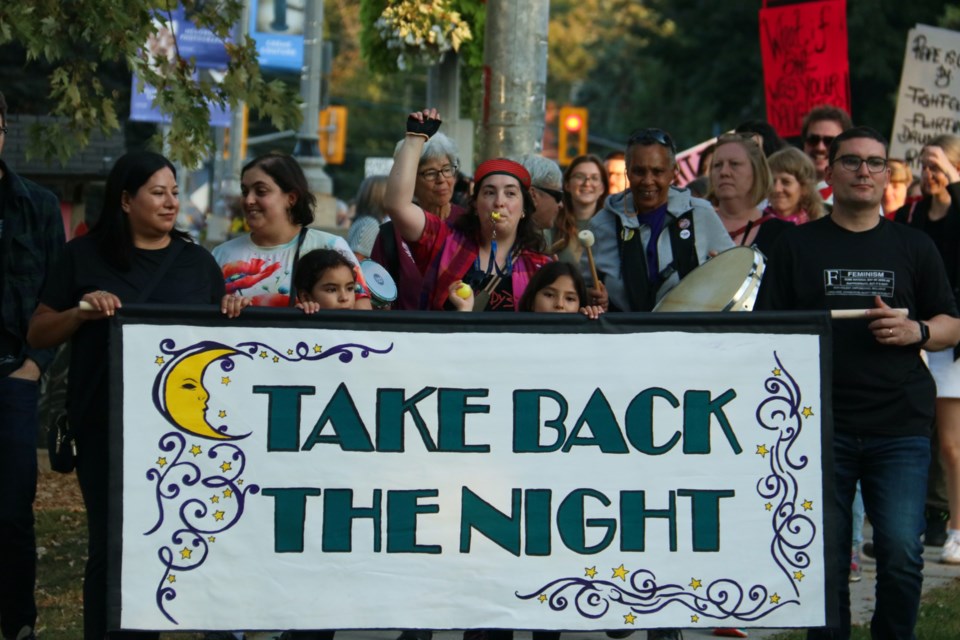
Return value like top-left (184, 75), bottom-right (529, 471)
top-left (479, 0), bottom-right (550, 160)
top-left (294, 0), bottom-right (333, 200)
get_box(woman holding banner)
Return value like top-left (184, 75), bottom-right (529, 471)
top-left (383, 108), bottom-right (551, 311)
top-left (894, 135), bottom-right (960, 564)
top-left (27, 150), bottom-right (225, 640)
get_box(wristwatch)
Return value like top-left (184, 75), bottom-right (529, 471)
top-left (914, 320), bottom-right (930, 347)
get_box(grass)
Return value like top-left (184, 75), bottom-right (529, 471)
top-left (34, 505), bottom-right (960, 639)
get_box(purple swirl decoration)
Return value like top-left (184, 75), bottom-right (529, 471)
top-left (146, 433), bottom-right (260, 624)
top-left (235, 340), bottom-right (394, 363)
top-left (518, 570), bottom-right (798, 622)
top-left (755, 352), bottom-right (815, 595)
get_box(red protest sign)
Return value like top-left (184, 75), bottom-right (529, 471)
top-left (759, 0), bottom-right (850, 138)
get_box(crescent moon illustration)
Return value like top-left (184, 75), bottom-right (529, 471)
top-left (156, 346), bottom-right (243, 440)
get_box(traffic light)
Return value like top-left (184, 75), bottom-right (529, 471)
top-left (558, 106), bottom-right (588, 164)
top-left (319, 106), bottom-right (348, 165)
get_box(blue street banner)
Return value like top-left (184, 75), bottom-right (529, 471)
top-left (129, 4), bottom-right (232, 126)
top-left (108, 309), bottom-right (835, 632)
top-left (249, 0), bottom-right (305, 71)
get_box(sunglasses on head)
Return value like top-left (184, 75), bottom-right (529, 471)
top-left (627, 128), bottom-right (676, 154)
top-left (805, 134), bottom-right (835, 147)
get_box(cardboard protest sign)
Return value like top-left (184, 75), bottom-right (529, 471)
top-left (108, 309), bottom-right (835, 632)
top-left (759, 0), bottom-right (850, 138)
top-left (889, 24), bottom-right (960, 170)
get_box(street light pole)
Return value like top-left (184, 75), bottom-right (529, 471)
top-left (479, 0), bottom-right (550, 160)
top-left (294, 0), bottom-right (332, 196)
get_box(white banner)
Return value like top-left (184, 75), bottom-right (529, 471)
top-left (111, 312), bottom-right (832, 632)
top-left (889, 24), bottom-right (960, 172)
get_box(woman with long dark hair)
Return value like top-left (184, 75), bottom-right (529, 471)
top-left (28, 150), bottom-right (225, 639)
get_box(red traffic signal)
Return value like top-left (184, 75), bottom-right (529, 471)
top-left (558, 106), bottom-right (588, 164)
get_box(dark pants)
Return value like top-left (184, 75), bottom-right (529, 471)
top-left (76, 425), bottom-right (158, 640)
top-left (0, 377), bottom-right (39, 639)
top-left (809, 433), bottom-right (929, 640)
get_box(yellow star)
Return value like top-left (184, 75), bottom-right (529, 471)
top-left (210, 495), bottom-right (220, 504)
top-left (180, 547), bottom-right (192, 559)
top-left (313, 344), bottom-right (322, 353)
top-left (220, 461), bottom-right (232, 472)
top-left (190, 444), bottom-right (202, 456)
top-left (772, 367), bottom-right (781, 376)
top-left (208, 536), bottom-right (216, 543)
top-left (794, 570), bottom-right (805, 581)
top-left (538, 594), bottom-right (547, 603)
top-left (156, 457), bottom-right (167, 468)
top-left (155, 355), bottom-right (165, 365)
top-left (271, 355), bottom-right (279, 363)
top-left (259, 351), bottom-right (268, 359)
top-left (221, 376), bottom-right (231, 386)
top-left (167, 574), bottom-right (176, 583)
top-left (770, 593), bottom-right (781, 604)
top-left (802, 499), bottom-right (814, 511)
top-left (623, 613), bottom-right (636, 625)
top-left (765, 502), bottom-right (773, 511)
top-left (689, 578), bottom-right (702, 590)
top-left (802, 406), bottom-right (814, 418)
top-left (756, 444), bottom-right (769, 457)
top-left (213, 510), bottom-right (225, 521)
top-left (218, 410), bottom-right (227, 418)
top-left (287, 349), bottom-right (294, 355)
top-left (691, 615), bottom-right (700, 623)
top-left (612, 564), bottom-right (630, 581)
top-left (223, 488), bottom-right (233, 498)
top-left (585, 566), bottom-right (598, 579)
top-left (238, 479), bottom-right (244, 485)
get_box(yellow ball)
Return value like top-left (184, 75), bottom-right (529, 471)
top-left (456, 283), bottom-right (472, 299)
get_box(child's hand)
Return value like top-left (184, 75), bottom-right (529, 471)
top-left (221, 294), bottom-right (251, 319)
top-left (296, 300), bottom-right (322, 315)
top-left (580, 304), bottom-right (605, 320)
top-left (448, 281), bottom-right (474, 312)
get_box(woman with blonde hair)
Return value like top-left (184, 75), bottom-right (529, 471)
top-left (765, 146), bottom-right (825, 225)
top-left (708, 133), bottom-right (790, 254)
top-left (894, 134), bottom-right (960, 563)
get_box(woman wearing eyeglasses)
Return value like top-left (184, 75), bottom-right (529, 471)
top-left (553, 155), bottom-right (609, 264)
top-left (370, 133), bottom-right (467, 310)
top-left (708, 134), bottom-right (791, 255)
top-left (894, 134), bottom-right (960, 563)
top-left (383, 109), bottom-right (551, 311)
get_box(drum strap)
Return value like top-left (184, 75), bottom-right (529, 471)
top-left (615, 209), bottom-right (698, 311)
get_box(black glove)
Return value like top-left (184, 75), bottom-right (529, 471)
top-left (406, 114), bottom-right (442, 138)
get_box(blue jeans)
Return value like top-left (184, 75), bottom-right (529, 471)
top-left (809, 433), bottom-right (929, 640)
top-left (0, 376), bottom-right (39, 639)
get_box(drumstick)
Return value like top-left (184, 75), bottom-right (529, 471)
top-left (577, 230), bottom-right (601, 291)
top-left (79, 300), bottom-right (94, 311)
top-left (830, 308), bottom-right (908, 319)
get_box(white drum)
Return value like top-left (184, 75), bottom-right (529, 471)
top-left (653, 246), bottom-right (765, 312)
top-left (360, 259), bottom-right (398, 309)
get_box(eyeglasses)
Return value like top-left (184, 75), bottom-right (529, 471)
top-left (834, 155), bottom-right (888, 173)
top-left (418, 164), bottom-right (458, 181)
top-left (805, 134), bottom-right (835, 147)
top-left (534, 185), bottom-right (564, 203)
top-left (627, 128), bottom-right (676, 154)
top-left (570, 173), bottom-right (602, 184)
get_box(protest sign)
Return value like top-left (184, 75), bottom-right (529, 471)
top-left (889, 24), bottom-right (960, 171)
top-left (109, 309), bottom-right (834, 632)
top-left (759, 0), bottom-right (850, 138)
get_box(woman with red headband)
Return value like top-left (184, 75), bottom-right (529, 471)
top-left (384, 108), bottom-right (552, 311)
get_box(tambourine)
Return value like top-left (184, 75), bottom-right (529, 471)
top-left (360, 260), bottom-right (398, 310)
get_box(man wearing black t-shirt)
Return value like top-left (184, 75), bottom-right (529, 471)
top-left (759, 127), bottom-right (960, 639)
top-left (0, 92), bottom-right (64, 640)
